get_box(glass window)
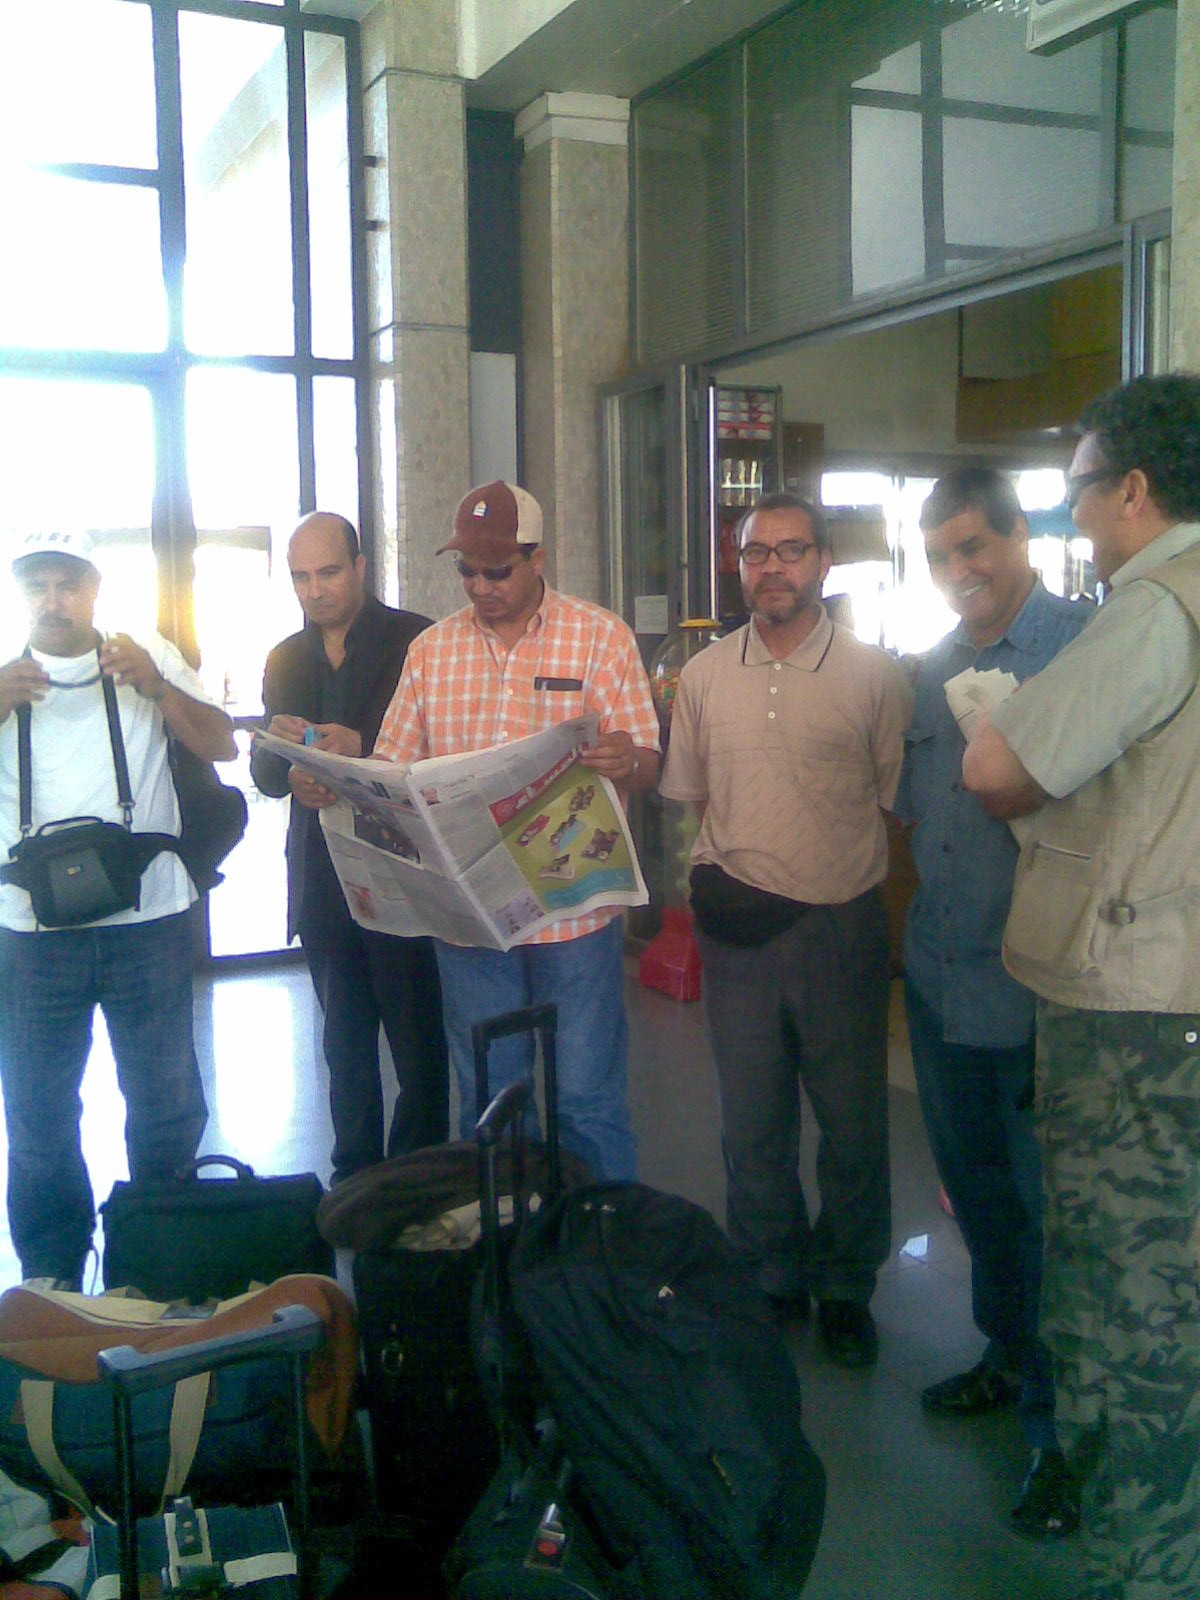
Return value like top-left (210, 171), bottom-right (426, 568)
top-left (314, 376), bottom-right (360, 524)
top-left (1121, 2), bottom-right (1175, 221)
top-left (851, 108), bottom-right (924, 298)
top-left (187, 368), bottom-right (301, 717)
top-left (635, 53), bottom-right (737, 364)
top-left (944, 120), bottom-right (1103, 253)
top-left (0, 174), bottom-right (166, 352)
top-left (306, 33), bottom-right (355, 360)
top-left (179, 12), bottom-right (295, 356)
top-left (0, 378), bottom-right (155, 649)
top-left (0, 0), bottom-right (157, 169)
top-left (941, 9), bottom-right (1102, 115)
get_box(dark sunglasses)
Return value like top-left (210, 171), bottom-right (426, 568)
top-left (453, 553), bottom-right (530, 582)
top-left (1065, 467), bottom-right (1118, 512)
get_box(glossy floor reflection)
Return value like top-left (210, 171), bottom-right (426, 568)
top-left (0, 960), bottom-right (1086, 1598)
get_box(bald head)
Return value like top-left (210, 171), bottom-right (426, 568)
top-left (288, 512), bottom-right (366, 634)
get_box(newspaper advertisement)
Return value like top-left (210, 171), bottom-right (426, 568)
top-left (253, 715), bottom-right (648, 950)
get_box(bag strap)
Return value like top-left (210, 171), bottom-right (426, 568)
top-left (15, 646), bottom-right (135, 834)
top-left (19, 1371), bottom-right (211, 1519)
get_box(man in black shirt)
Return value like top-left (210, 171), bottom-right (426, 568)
top-left (250, 513), bottom-right (447, 1180)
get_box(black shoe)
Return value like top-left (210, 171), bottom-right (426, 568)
top-left (817, 1299), bottom-right (878, 1367)
top-left (921, 1360), bottom-right (1020, 1416)
top-left (1010, 1448), bottom-right (1080, 1540)
top-left (766, 1289), bottom-right (811, 1326)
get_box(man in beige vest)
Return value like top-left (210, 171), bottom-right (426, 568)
top-left (963, 374), bottom-right (1200, 1600)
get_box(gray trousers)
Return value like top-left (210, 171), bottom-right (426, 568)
top-left (696, 886), bottom-right (892, 1303)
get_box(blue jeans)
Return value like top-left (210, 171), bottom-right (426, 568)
top-left (905, 978), bottom-right (1056, 1449)
top-left (434, 917), bottom-right (637, 1181)
top-left (0, 912), bottom-right (208, 1283)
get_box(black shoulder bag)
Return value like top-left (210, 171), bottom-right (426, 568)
top-left (0, 662), bottom-right (179, 929)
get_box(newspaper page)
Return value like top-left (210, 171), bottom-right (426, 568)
top-left (253, 715), bottom-right (648, 950)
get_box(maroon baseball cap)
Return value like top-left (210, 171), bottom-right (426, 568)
top-left (438, 481), bottom-right (543, 564)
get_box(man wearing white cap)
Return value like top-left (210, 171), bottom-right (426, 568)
top-left (375, 482), bottom-right (661, 1180)
top-left (0, 529), bottom-right (235, 1287)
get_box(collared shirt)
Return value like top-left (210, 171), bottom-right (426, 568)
top-left (660, 608), bottom-right (912, 905)
top-left (374, 582), bottom-right (660, 945)
top-left (896, 581), bottom-right (1091, 1047)
top-left (994, 521), bottom-right (1200, 797)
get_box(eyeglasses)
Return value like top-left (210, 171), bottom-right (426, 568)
top-left (739, 540), bottom-right (818, 566)
top-left (1065, 468), bottom-right (1118, 512)
top-left (453, 554), bottom-right (529, 582)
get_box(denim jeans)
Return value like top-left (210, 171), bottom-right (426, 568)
top-left (0, 911), bottom-right (208, 1283)
top-left (434, 916), bottom-right (637, 1181)
top-left (905, 978), bottom-right (1056, 1449)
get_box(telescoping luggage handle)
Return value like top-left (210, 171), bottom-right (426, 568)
top-left (97, 1304), bottom-right (324, 1600)
top-left (470, 1001), bottom-right (560, 1202)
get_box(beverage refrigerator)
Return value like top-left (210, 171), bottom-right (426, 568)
top-left (708, 382), bottom-right (783, 623)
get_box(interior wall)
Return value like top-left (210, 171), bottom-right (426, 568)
top-left (719, 266), bottom-right (1123, 469)
top-left (721, 312), bottom-right (963, 463)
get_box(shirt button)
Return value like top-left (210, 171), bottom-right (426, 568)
top-left (769, 685), bottom-right (778, 695)
top-left (1186, 1030), bottom-right (1198, 1045)
top-left (768, 711), bottom-right (776, 720)
top-left (942, 843), bottom-right (951, 853)
top-left (773, 662), bottom-right (782, 672)
top-left (950, 781), bottom-right (961, 792)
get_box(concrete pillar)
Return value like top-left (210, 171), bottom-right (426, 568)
top-left (1171, 0), bottom-right (1200, 369)
top-left (361, 0), bottom-right (470, 619)
top-left (516, 94), bottom-right (631, 604)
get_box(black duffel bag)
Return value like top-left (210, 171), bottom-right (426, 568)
top-left (100, 1155), bottom-right (334, 1303)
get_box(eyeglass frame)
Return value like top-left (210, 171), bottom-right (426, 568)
top-left (738, 539), bottom-right (820, 567)
top-left (1065, 467), bottom-right (1120, 512)
top-left (452, 551), bottom-right (533, 582)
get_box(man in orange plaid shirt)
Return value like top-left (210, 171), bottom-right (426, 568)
top-left (375, 482), bottom-right (661, 1179)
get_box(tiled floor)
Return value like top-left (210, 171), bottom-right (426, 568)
top-left (0, 959), bottom-right (1086, 1598)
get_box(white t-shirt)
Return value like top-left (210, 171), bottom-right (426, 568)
top-left (0, 634), bottom-right (222, 931)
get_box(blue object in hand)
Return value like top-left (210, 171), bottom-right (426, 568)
top-left (302, 725), bottom-right (318, 746)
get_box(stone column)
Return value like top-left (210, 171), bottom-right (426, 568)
top-left (361, 0), bottom-right (470, 619)
top-left (516, 94), bottom-right (631, 603)
top-left (1171, 0), bottom-right (1200, 369)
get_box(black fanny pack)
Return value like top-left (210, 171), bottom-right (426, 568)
top-left (1, 654), bottom-right (179, 929)
top-left (689, 863), bottom-right (810, 948)
top-left (2, 817), bottom-right (172, 929)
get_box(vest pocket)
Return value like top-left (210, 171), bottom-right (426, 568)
top-left (1004, 839), bottom-right (1107, 982)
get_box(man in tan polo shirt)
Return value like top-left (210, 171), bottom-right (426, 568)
top-left (661, 492), bottom-right (911, 1366)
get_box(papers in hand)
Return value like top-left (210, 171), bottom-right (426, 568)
top-left (943, 666), bottom-right (1032, 847)
top-left (943, 665), bottom-right (1020, 742)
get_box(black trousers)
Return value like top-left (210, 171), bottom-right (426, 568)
top-left (298, 880), bottom-right (448, 1180)
top-left (696, 886), bottom-right (892, 1304)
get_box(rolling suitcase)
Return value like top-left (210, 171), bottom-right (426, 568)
top-left (349, 1004), bottom-right (568, 1563)
top-left (444, 1025), bottom-right (622, 1600)
top-left (85, 1303), bottom-right (325, 1600)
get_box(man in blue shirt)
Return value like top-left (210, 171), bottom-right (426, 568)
top-left (896, 467), bottom-right (1089, 1538)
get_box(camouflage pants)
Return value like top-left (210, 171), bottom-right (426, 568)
top-left (1036, 1002), bottom-right (1200, 1600)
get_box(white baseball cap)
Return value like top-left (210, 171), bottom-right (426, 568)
top-left (11, 529), bottom-right (98, 575)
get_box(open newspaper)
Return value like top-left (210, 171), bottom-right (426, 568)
top-left (254, 714), bottom-right (648, 951)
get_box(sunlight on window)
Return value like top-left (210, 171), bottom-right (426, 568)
top-left (210, 983), bottom-right (300, 1165)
